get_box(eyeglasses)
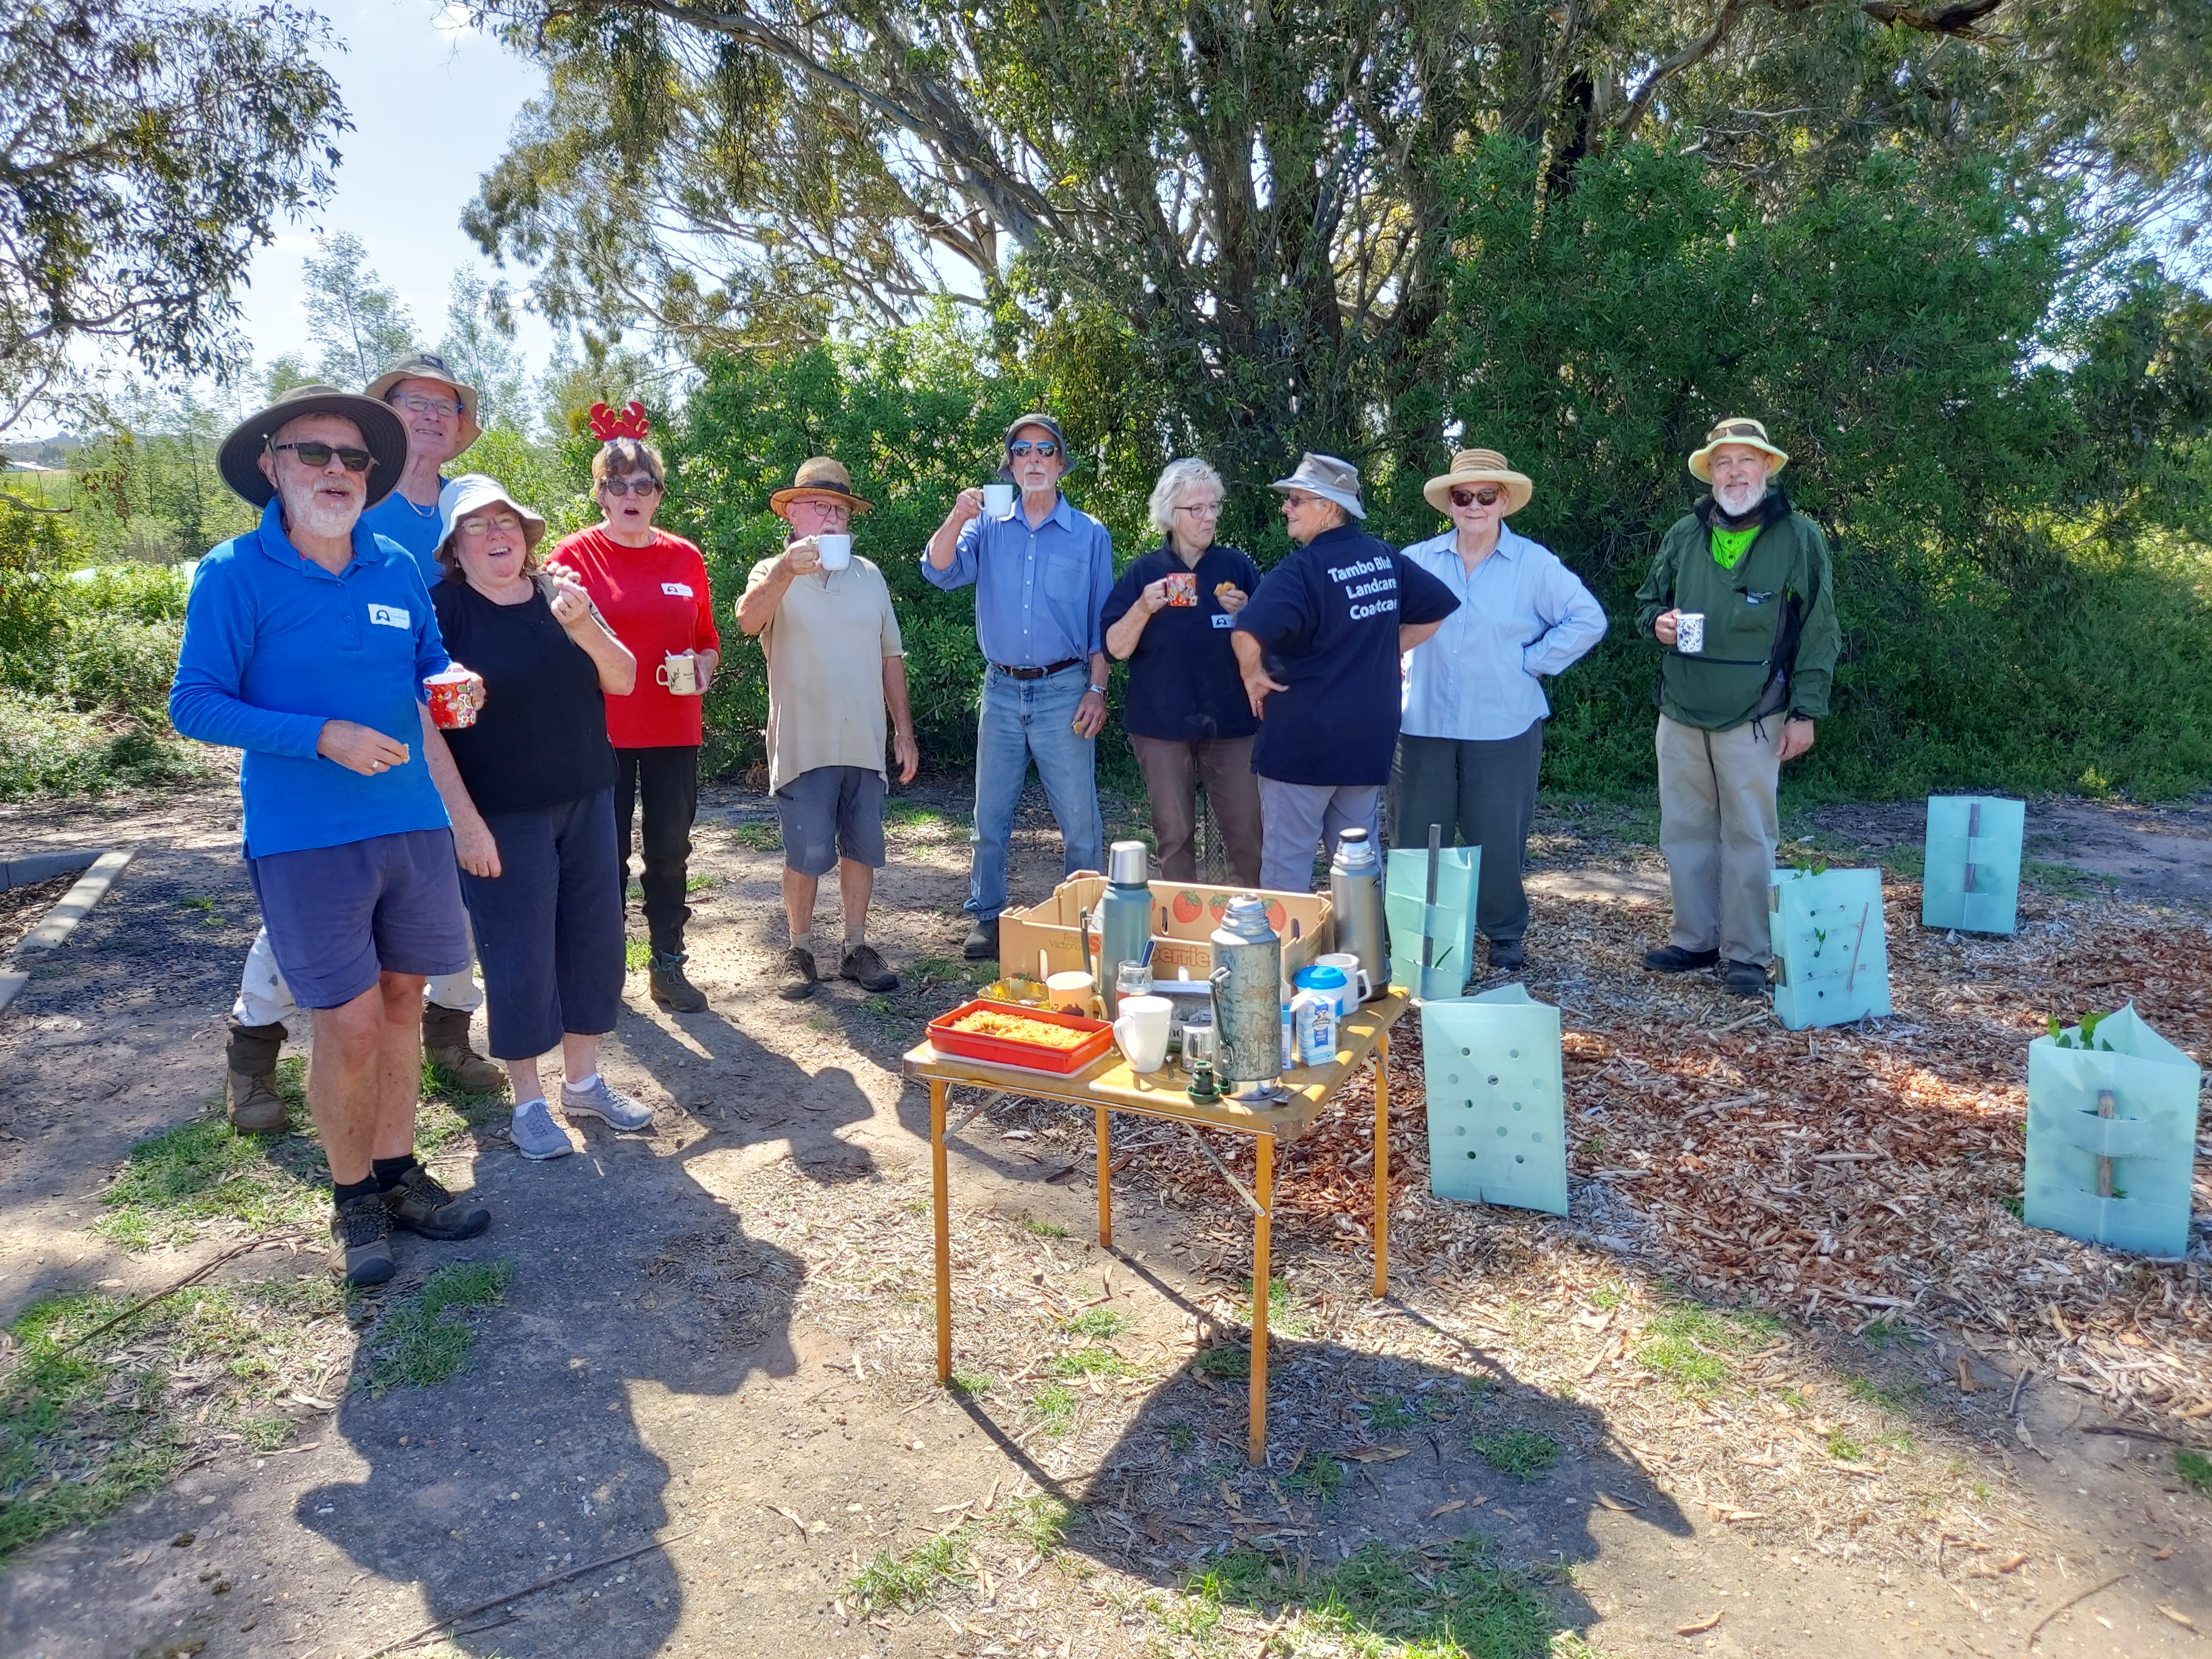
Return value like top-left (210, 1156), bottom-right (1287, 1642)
top-left (390, 391), bottom-right (462, 419)
top-left (599, 476), bottom-right (662, 496)
top-left (1449, 486), bottom-right (1505, 508)
top-left (459, 513), bottom-right (524, 538)
top-left (1008, 440), bottom-right (1059, 458)
top-left (1176, 500), bottom-right (1222, 516)
top-left (272, 441), bottom-right (375, 473)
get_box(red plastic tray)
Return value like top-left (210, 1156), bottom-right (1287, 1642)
top-left (927, 998), bottom-right (1114, 1074)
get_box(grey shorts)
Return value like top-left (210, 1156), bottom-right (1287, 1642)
top-left (246, 828), bottom-right (470, 1010)
top-left (773, 765), bottom-right (887, 877)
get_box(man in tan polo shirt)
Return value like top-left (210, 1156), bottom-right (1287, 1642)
top-left (735, 458), bottom-right (920, 999)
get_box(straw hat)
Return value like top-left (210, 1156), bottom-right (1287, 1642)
top-left (1269, 452), bottom-right (1365, 520)
top-left (769, 455), bottom-right (875, 518)
top-left (1687, 416), bottom-right (1789, 482)
top-left (216, 383), bottom-right (408, 509)
top-left (1423, 448), bottom-right (1532, 516)
top-left (365, 351), bottom-right (483, 455)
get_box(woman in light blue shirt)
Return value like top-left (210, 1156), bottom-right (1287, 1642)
top-left (1395, 449), bottom-right (1607, 974)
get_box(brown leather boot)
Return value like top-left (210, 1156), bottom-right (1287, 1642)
top-left (420, 1003), bottom-right (506, 1092)
top-left (224, 1018), bottom-right (289, 1134)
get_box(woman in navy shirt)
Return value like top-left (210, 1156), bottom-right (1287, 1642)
top-left (1101, 459), bottom-right (1265, 884)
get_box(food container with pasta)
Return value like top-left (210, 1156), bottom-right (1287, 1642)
top-left (926, 999), bottom-right (1115, 1074)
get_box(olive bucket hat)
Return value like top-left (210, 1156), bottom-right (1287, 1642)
top-left (216, 383), bottom-right (408, 510)
top-left (366, 351), bottom-right (483, 455)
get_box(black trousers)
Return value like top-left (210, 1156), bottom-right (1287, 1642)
top-left (1391, 719), bottom-right (1544, 945)
top-left (614, 745), bottom-right (699, 955)
top-left (459, 789), bottom-right (624, 1060)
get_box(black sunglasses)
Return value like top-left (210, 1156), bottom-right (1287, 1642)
top-left (272, 441), bottom-right (375, 473)
top-left (1008, 439), bottom-right (1059, 458)
top-left (1449, 486), bottom-right (1504, 507)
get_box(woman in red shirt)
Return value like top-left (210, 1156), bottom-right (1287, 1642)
top-left (546, 417), bottom-right (721, 1012)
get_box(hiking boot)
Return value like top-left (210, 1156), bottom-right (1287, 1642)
top-left (224, 1018), bottom-right (289, 1134)
top-left (509, 1099), bottom-right (574, 1161)
top-left (961, 917), bottom-right (999, 961)
top-left (421, 1003), bottom-right (506, 1093)
top-left (778, 945), bottom-right (820, 1002)
top-left (329, 1193), bottom-right (396, 1286)
top-left (561, 1074), bottom-right (654, 1133)
top-left (382, 1164), bottom-right (491, 1242)
top-left (840, 942), bottom-right (899, 992)
top-left (1486, 939), bottom-right (1526, 974)
top-left (648, 950), bottom-right (708, 1012)
top-left (1642, 945), bottom-right (1720, 973)
top-left (1723, 959), bottom-right (1770, 998)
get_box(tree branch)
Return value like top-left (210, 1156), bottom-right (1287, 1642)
top-left (1612, 2), bottom-right (1750, 146)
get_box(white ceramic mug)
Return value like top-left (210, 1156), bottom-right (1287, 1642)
top-left (1046, 970), bottom-right (1097, 1016)
top-left (1111, 994), bottom-right (1173, 1073)
top-left (981, 482), bottom-right (1015, 516)
top-left (657, 651), bottom-right (699, 696)
top-left (1675, 611), bottom-right (1706, 655)
top-left (1314, 952), bottom-right (1374, 1007)
top-left (815, 533), bottom-right (853, 572)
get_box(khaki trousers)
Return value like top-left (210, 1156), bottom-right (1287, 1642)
top-left (1655, 714), bottom-right (1780, 967)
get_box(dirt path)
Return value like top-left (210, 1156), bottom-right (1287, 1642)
top-left (1, 781), bottom-right (2207, 1658)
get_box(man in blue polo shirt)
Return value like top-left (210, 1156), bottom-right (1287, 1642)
top-left (221, 351), bottom-right (502, 1125)
top-left (173, 383), bottom-right (492, 1286)
top-left (1232, 453), bottom-right (1459, 892)
top-left (923, 413), bottom-right (1114, 960)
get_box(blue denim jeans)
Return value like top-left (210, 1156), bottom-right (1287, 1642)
top-left (967, 664), bottom-right (1103, 921)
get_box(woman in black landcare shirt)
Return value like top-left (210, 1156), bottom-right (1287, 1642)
top-left (1101, 458), bottom-right (1265, 885)
top-left (422, 475), bottom-right (651, 1163)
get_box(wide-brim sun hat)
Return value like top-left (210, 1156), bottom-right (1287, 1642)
top-left (217, 384), bottom-right (408, 510)
top-left (436, 473), bottom-right (547, 553)
top-left (1424, 448), bottom-right (1533, 516)
top-left (769, 455), bottom-right (875, 517)
top-left (1688, 416), bottom-right (1790, 483)
top-left (366, 351), bottom-right (483, 455)
top-left (1269, 451), bottom-right (1365, 520)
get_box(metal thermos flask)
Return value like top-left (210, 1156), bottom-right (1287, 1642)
top-left (1208, 894), bottom-right (1282, 1096)
top-left (1329, 828), bottom-right (1387, 1001)
top-left (1087, 840), bottom-right (1156, 1017)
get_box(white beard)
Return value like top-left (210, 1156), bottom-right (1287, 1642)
top-left (1714, 478), bottom-right (1765, 518)
top-left (286, 488), bottom-right (360, 541)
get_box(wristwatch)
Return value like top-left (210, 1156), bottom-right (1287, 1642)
top-left (1087, 682), bottom-right (1108, 696)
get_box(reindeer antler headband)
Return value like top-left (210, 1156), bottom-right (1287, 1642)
top-left (587, 400), bottom-right (651, 442)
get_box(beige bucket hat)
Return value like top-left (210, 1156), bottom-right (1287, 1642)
top-left (366, 351), bottom-right (483, 455)
top-left (216, 383), bottom-right (408, 509)
top-left (1423, 448), bottom-right (1533, 516)
top-left (1688, 416), bottom-right (1789, 483)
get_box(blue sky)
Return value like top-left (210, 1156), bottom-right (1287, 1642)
top-left (234, 1), bottom-right (555, 376)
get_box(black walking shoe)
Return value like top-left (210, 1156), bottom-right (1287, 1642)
top-left (648, 950), bottom-right (709, 1012)
top-left (1723, 960), bottom-right (1770, 997)
top-left (778, 946), bottom-right (820, 1001)
top-left (329, 1194), bottom-right (396, 1286)
top-left (382, 1165), bottom-right (491, 1242)
top-left (961, 918), bottom-right (999, 961)
top-left (1642, 945), bottom-right (1720, 973)
top-left (1486, 939), bottom-right (1526, 973)
top-left (840, 943), bottom-right (899, 992)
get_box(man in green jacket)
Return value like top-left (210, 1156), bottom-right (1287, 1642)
top-left (1633, 417), bottom-right (1841, 997)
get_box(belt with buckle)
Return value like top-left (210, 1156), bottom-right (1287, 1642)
top-left (992, 657), bottom-right (1082, 680)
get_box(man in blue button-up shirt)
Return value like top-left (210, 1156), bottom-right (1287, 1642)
top-left (1396, 449), bottom-right (1607, 973)
top-left (923, 414), bottom-right (1113, 959)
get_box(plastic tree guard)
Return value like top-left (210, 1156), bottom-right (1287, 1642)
top-left (1386, 845), bottom-right (1479, 1001)
top-left (1922, 795), bottom-right (2026, 935)
top-left (1768, 867), bottom-right (1892, 1030)
top-left (1420, 984), bottom-right (1567, 1215)
top-left (2025, 1003), bottom-right (2200, 1259)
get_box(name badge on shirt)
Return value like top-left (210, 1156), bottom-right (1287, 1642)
top-left (661, 582), bottom-right (695, 599)
top-left (366, 603), bottom-right (410, 629)
top-left (1212, 612), bottom-right (1235, 629)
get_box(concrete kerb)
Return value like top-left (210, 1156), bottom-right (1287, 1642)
top-left (1, 847), bottom-right (104, 891)
top-left (0, 847), bottom-right (135, 1017)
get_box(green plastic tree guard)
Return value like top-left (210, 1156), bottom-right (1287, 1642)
top-left (1420, 984), bottom-right (1567, 1215)
top-left (1922, 795), bottom-right (2025, 935)
top-left (2024, 1004), bottom-right (2201, 1259)
top-left (1768, 867), bottom-right (1892, 1030)
top-left (1386, 845), bottom-right (1479, 1000)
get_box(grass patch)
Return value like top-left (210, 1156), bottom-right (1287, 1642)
top-left (2023, 860), bottom-right (2118, 896)
top-left (411, 1065), bottom-right (515, 1158)
top-left (1282, 1449), bottom-right (1346, 1502)
top-left (949, 1369), bottom-right (994, 1397)
top-left (1002, 1493), bottom-right (1074, 1555)
top-left (363, 1260), bottom-right (513, 1396)
top-left (2176, 1448), bottom-right (2211, 1497)
top-left (1363, 1393), bottom-right (1417, 1431)
top-left (1186, 1536), bottom-right (1560, 1657)
top-left (1, 1276), bottom-right (343, 1562)
top-left (1022, 1216), bottom-right (1068, 1238)
top-left (848, 1524), bottom-right (973, 1611)
top-left (909, 954), bottom-right (990, 988)
top-left (1194, 1345), bottom-right (1250, 1379)
top-left (1843, 1370), bottom-right (1923, 1410)
top-left (883, 799), bottom-right (954, 830)
top-left (728, 821), bottom-right (781, 852)
top-left (1045, 1345), bottom-right (1139, 1380)
top-left (1826, 1426), bottom-right (1866, 1462)
top-left (95, 1066), bottom-right (326, 1250)
top-left (1469, 1429), bottom-right (1562, 1482)
top-left (1162, 1419), bottom-right (1197, 1453)
top-left (1030, 1383), bottom-right (1079, 1436)
top-left (1634, 1295), bottom-right (1781, 1395)
top-left (624, 936), bottom-right (652, 972)
top-left (1240, 1275), bottom-right (1317, 1338)
top-left (1060, 1306), bottom-right (1131, 1339)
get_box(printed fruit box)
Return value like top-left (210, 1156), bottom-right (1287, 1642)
top-left (997, 877), bottom-right (1333, 985)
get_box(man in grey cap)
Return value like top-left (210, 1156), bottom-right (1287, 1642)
top-left (222, 351), bottom-right (500, 1130)
top-left (923, 413), bottom-right (1114, 960)
top-left (1232, 453), bottom-right (1459, 892)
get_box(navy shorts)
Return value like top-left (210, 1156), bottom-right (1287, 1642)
top-left (247, 828), bottom-right (471, 1010)
top-left (772, 765), bottom-right (887, 878)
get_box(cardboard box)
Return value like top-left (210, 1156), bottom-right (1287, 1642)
top-left (998, 877), bottom-right (1334, 987)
